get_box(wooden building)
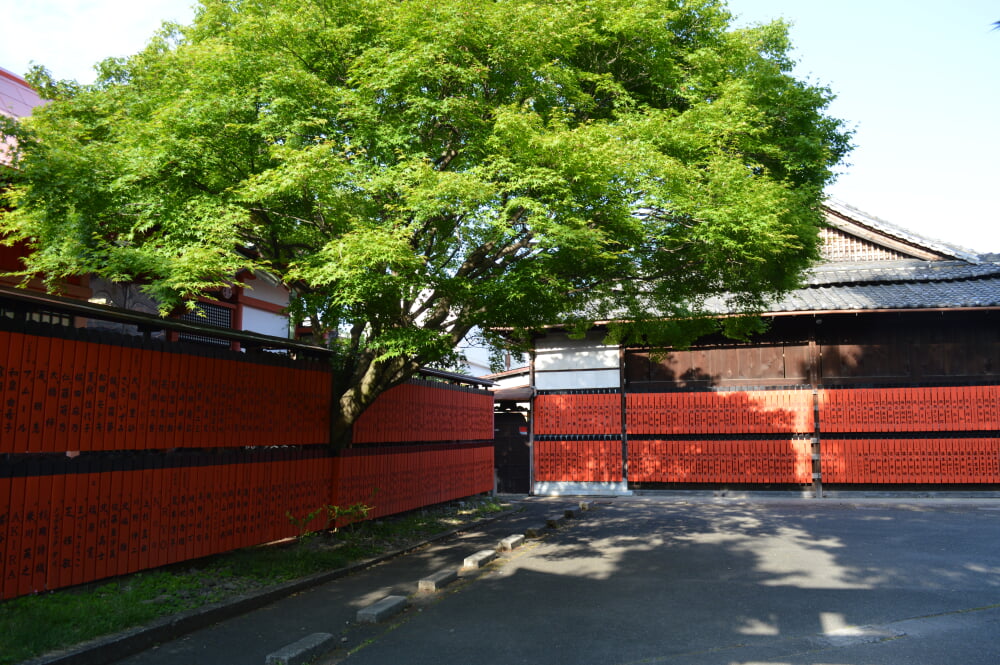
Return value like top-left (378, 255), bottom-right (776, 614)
top-left (530, 200), bottom-right (1000, 495)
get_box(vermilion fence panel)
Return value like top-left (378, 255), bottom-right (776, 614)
top-left (352, 382), bottom-right (493, 444)
top-left (331, 444), bottom-right (492, 522)
top-left (821, 438), bottom-right (1000, 483)
top-left (0, 330), bottom-right (332, 453)
top-left (1, 314), bottom-right (493, 600)
top-left (628, 440), bottom-right (812, 484)
top-left (534, 393), bottom-right (622, 436)
top-left (534, 440), bottom-right (622, 482)
top-left (624, 389), bottom-right (815, 436)
top-left (818, 387), bottom-right (999, 433)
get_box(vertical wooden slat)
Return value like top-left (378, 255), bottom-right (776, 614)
top-left (46, 462), bottom-right (66, 591)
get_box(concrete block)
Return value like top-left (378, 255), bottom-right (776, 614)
top-left (499, 534), bottom-right (524, 551)
top-left (356, 595), bottom-right (408, 624)
top-left (462, 549), bottom-right (497, 569)
top-left (525, 525), bottom-right (547, 538)
top-left (265, 632), bottom-right (336, 665)
top-left (418, 568), bottom-right (458, 592)
top-left (546, 518), bottom-right (563, 529)
top-left (564, 509), bottom-right (576, 519)
top-left (579, 501), bottom-right (592, 511)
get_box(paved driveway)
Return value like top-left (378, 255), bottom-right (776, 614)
top-left (337, 497), bottom-right (1000, 665)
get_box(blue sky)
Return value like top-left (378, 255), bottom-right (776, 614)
top-left (2, 0), bottom-right (997, 252)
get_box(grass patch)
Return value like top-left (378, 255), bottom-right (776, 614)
top-left (0, 496), bottom-right (511, 665)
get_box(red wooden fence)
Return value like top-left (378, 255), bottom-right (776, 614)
top-left (534, 440), bottom-right (622, 482)
top-left (534, 385), bottom-right (1000, 487)
top-left (1, 312), bottom-right (495, 600)
top-left (352, 381), bottom-right (494, 443)
top-left (334, 444), bottom-right (494, 518)
top-left (821, 439), bottom-right (1000, 484)
top-left (1, 329), bottom-right (331, 453)
top-left (817, 386), bottom-right (999, 433)
top-left (1, 450), bottom-right (332, 599)
top-left (628, 440), bottom-right (812, 484)
top-left (533, 393), bottom-right (622, 436)
top-left (626, 389), bottom-right (815, 435)
top-left (1, 443), bottom-right (492, 600)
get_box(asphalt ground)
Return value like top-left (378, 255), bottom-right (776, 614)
top-left (30, 495), bottom-right (1000, 665)
top-left (336, 495), bottom-right (1000, 665)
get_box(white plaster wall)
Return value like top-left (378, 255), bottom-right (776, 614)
top-left (242, 307), bottom-right (289, 338)
top-left (533, 331), bottom-right (621, 390)
top-left (242, 273), bottom-right (289, 307)
top-left (534, 369), bottom-right (620, 391)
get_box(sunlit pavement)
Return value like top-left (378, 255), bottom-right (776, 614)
top-left (337, 496), bottom-right (1000, 665)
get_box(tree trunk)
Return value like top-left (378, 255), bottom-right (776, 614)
top-left (328, 354), bottom-right (420, 450)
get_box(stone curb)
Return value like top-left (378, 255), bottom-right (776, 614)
top-left (357, 595), bottom-right (408, 624)
top-left (21, 507), bottom-right (522, 665)
top-left (462, 549), bottom-right (498, 570)
top-left (524, 525), bottom-right (547, 538)
top-left (418, 568), bottom-right (458, 592)
top-left (499, 534), bottom-right (524, 551)
top-left (265, 632), bottom-right (336, 665)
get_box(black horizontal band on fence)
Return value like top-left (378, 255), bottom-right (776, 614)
top-left (0, 441), bottom-right (497, 478)
top-left (0, 446), bottom-right (335, 478)
top-left (816, 380), bottom-right (1000, 390)
top-left (535, 388), bottom-right (621, 396)
top-left (626, 384), bottom-right (814, 394)
top-left (405, 378), bottom-right (494, 394)
top-left (815, 431), bottom-right (1000, 440)
top-left (533, 434), bottom-right (623, 442)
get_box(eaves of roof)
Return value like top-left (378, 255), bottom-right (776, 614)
top-left (762, 255), bottom-right (1000, 314)
top-left (823, 198), bottom-right (980, 263)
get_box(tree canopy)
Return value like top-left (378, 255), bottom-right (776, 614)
top-left (1, 0), bottom-right (851, 443)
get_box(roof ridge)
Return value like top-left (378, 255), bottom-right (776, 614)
top-left (823, 198), bottom-right (981, 264)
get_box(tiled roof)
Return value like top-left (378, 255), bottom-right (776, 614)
top-left (768, 272), bottom-right (1000, 312)
top-left (749, 202), bottom-right (1000, 314)
top-left (746, 255), bottom-right (1000, 314)
top-left (803, 259), bottom-right (1000, 286)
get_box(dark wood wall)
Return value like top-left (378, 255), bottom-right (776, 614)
top-left (625, 310), bottom-right (1000, 390)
